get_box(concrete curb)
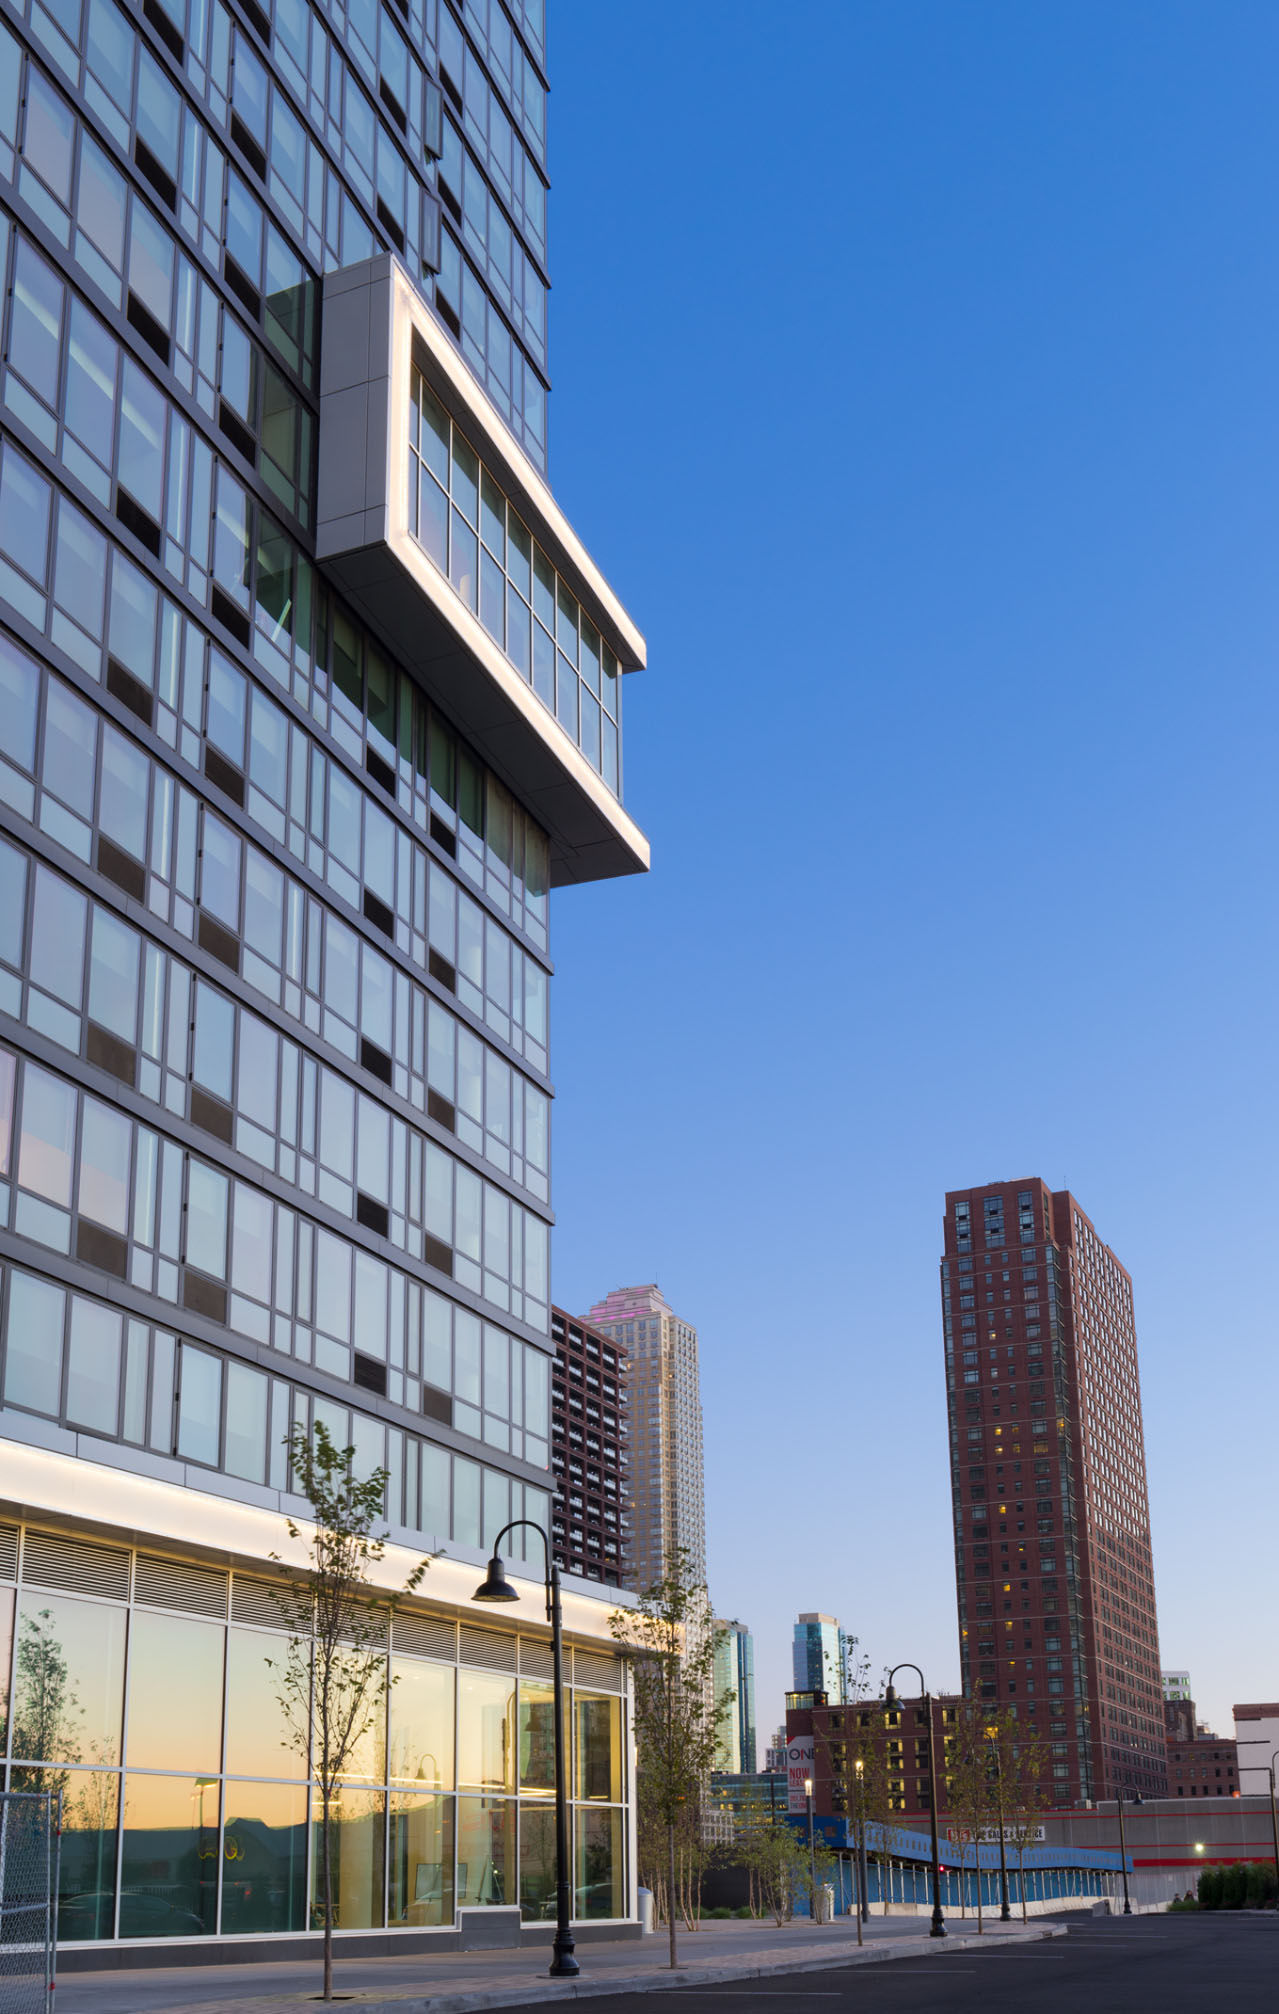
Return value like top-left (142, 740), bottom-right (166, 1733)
top-left (142, 1923), bottom-right (1068, 2014)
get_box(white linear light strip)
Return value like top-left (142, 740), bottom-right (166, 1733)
top-left (0, 1439), bottom-right (635, 1641)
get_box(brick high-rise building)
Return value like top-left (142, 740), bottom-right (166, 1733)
top-left (586, 1285), bottom-right (705, 1592)
top-left (942, 1182), bottom-right (1167, 1805)
top-left (549, 1306), bottom-right (630, 1587)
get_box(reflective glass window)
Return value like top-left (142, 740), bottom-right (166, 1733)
top-left (519, 1802), bottom-right (555, 1921)
top-left (199, 815), bottom-right (241, 928)
top-left (78, 1096), bottom-right (131, 1232)
top-left (64, 1294), bottom-right (121, 1434)
top-left (53, 1769), bottom-right (118, 1940)
top-left (29, 866), bottom-right (85, 1009)
top-left (186, 1163), bottom-right (228, 1275)
top-left (388, 1657), bottom-right (453, 1788)
top-left (224, 1359), bottom-right (268, 1482)
top-left (207, 652), bottom-right (246, 762)
top-left (575, 1806), bottom-right (623, 1918)
top-left (176, 1342), bottom-right (222, 1463)
top-left (117, 360), bottom-right (166, 522)
top-left (574, 1694), bottom-right (621, 1802)
top-left (22, 69), bottom-right (74, 204)
top-left (10, 240), bottom-right (63, 410)
top-left (0, 636), bottom-right (39, 775)
top-left (455, 1794), bottom-right (515, 1907)
top-left (192, 982), bottom-right (234, 1101)
top-left (310, 1786), bottom-right (385, 1929)
top-left (43, 680), bottom-right (95, 818)
top-left (388, 1790), bottom-right (453, 1926)
top-left (87, 909), bottom-right (139, 1040)
top-left (18, 1064), bottom-right (77, 1206)
top-left (11, 1591), bottom-right (125, 1765)
top-left (458, 1670), bottom-right (514, 1791)
top-left (120, 1774), bottom-right (219, 1938)
top-left (330, 1645), bottom-right (387, 1783)
top-left (518, 1678), bottom-right (554, 1795)
top-left (225, 1626), bottom-right (307, 1779)
top-left (222, 1783), bottom-right (308, 1934)
top-left (3, 1269), bottom-right (65, 1414)
top-left (127, 1610), bottom-right (225, 1772)
top-left (98, 723), bottom-right (149, 862)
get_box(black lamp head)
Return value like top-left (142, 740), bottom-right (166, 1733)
top-left (883, 1682), bottom-right (900, 1710)
top-left (473, 1552), bottom-right (520, 1603)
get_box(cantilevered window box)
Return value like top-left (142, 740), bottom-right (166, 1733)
top-left (316, 255), bottom-right (649, 888)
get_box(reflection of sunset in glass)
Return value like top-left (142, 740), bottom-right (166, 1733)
top-left (226, 1629), bottom-right (307, 1779)
top-left (119, 1774), bottom-right (221, 1938)
top-left (126, 1611), bottom-right (224, 1771)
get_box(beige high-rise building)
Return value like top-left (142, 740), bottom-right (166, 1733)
top-left (586, 1285), bottom-right (706, 1592)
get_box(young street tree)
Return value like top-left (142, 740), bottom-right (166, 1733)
top-left (610, 1548), bottom-right (732, 1969)
top-left (271, 1420), bottom-right (431, 2003)
top-left (1000, 1719), bottom-right (1052, 1917)
top-left (946, 1699), bottom-right (998, 1929)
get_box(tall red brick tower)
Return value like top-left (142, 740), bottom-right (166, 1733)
top-left (941, 1181), bottom-right (1167, 1804)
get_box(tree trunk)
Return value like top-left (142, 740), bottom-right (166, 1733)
top-left (976, 1857), bottom-right (984, 1935)
top-left (322, 1796), bottom-right (334, 2000)
top-left (668, 1824), bottom-right (679, 1968)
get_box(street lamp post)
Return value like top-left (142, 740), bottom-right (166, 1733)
top-left (884, 1665), bottom-right (946, 1938)
top-left (1267, 1753), bottom-right (1279, 1909)
top-left (804, 1777), bottom-right (819, 1922)
top-left (984, 1726), bottom-right (1011, 1922)
top-left (853, 1756), bottom-right (866, 1941)
top-left (1114, 1786), bottom-right (1139, 1917)
top-left (473, 1519), bottom-right (579, 1978)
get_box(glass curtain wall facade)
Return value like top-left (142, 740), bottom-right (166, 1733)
top-left (0, 0), bottom-right (648, 1950)
top-left (0, 1522), bottom-right (628, 1940)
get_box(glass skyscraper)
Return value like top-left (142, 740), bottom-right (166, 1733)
top-left (712, 1618), bottom-right (756, 1776)
top-left (791, 1612), bottom-right (849, 1702)
top-left (0, 0), bottom-right (647, 1952)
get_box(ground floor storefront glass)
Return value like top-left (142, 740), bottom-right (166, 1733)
top-left (0, 1566), bottom-right (629, 1943)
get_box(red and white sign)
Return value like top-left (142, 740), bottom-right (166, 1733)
top-left (787, 1735), bottom-right (815, 1814)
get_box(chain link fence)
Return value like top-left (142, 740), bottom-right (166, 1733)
top-left (0, 1792), bottom-right (60, 2014)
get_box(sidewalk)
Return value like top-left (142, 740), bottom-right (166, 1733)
top-left (56, 1913), bottom-right (1067, 2014)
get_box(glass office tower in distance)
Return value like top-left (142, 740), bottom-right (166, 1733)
top-left (942, 1181), bottom-right (1168, 1806)
top-left (0, 0), bottom-right (649, 1954)
top-left (792, 1612), bottom-right (849, 1703)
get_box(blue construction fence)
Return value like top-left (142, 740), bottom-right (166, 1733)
top-left (786, 1814), bottom-right (1126, 1918)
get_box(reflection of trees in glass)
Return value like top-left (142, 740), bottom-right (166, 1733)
top-left (12, 1607), bottom-right (82, 1797)
top-left (581, 1821), bottom-right (611, 1891)
top-left (64, 1768), bottom-right (117, 1837)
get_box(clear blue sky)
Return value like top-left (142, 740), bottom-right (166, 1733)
top-left (543, 1), bottom-right (1278, 1749)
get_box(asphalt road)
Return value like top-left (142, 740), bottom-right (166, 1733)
top-left (601, 1915), bottom-right (1279, 2013)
